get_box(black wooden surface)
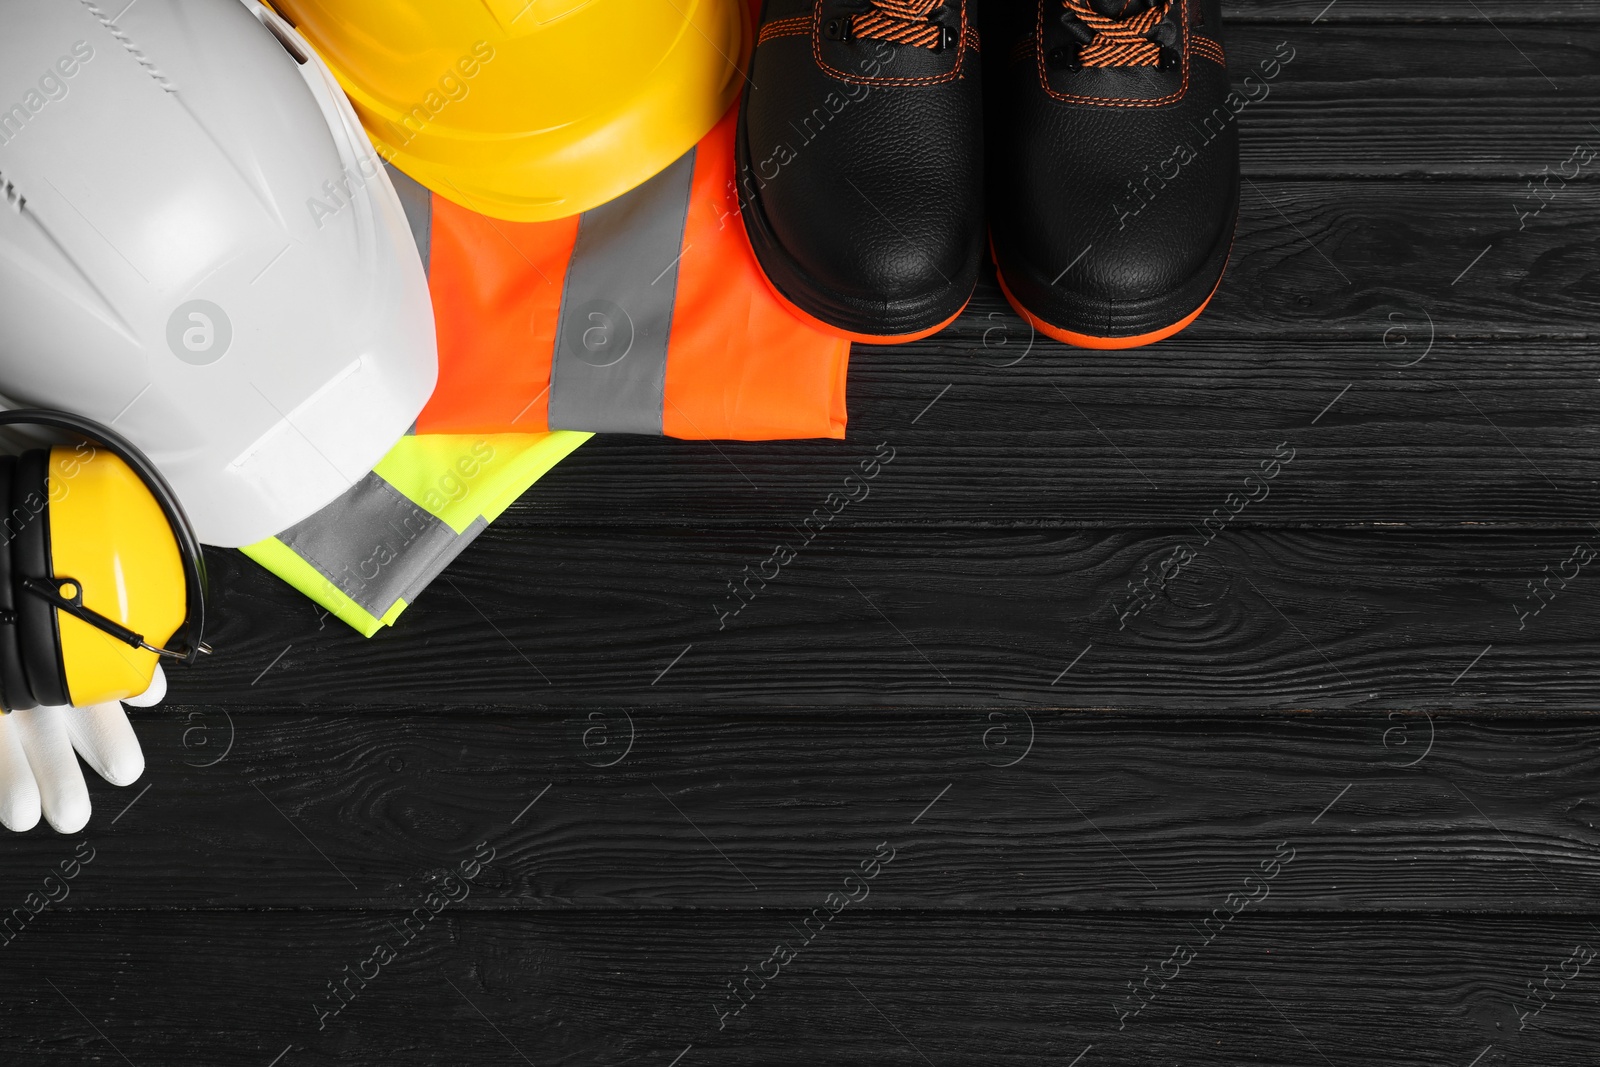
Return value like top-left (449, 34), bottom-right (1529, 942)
top-left (6, 5), bottom-right (1600, 1065)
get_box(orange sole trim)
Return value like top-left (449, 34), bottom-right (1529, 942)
top-left (754, 256), bottom-right (971, 344)
top-left (993, 251), bottom-right (1229, 350)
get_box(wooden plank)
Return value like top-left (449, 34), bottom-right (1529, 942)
top-left (0, 19), bottom-right (1590, 1066)
top-left (520, 332), bottom-right (1600, 528)
top-left (903, 181), bottom-right (1600, 341)
top-left (1223, 26), bottom-right (1600, 177)
top-left (2, 911), bottom-right (1595, 1065)
top-left (1225, 0), bottom-right (1600, 20)
top-left (6, 711), bottom-right (1598, 913)
top-left (184, 526), bottom-right (1600, 709)
top-left (460, 175), bottom-right (1600, 529)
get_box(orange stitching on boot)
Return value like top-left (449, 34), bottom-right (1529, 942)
top-left (758, 15), bottom-right (812, 44)
top-left (1192, 34), bottom-right (1224, 65)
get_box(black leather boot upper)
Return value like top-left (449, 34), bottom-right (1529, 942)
top-left (986, 0), bottom-right (1241, 344)
top-left (738, 0), bottom-right (984, 338)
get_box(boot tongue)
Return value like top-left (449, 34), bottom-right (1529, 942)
top-left (1088, 0), bottom-right (1155, 18)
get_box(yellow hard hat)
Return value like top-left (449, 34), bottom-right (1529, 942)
top-left (0, 411), bottom-right (207, 711)
top-left (267, 0), bottom-right (750, 222)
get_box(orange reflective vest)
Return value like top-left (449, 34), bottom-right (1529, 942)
top-left (412, 104), bottom-right (850, 441)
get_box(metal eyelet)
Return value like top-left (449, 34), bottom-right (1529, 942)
top-left (824, 16), bottom-right (852, 41)
top-left (1047, 45), bottom-right (1084, 71)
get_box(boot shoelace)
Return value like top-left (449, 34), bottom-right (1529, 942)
top-left (827, 1), bottom-right (958, 51)
top-left (1054, 0), bottom-right (1179, 70)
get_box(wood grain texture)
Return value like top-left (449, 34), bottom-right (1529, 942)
top-left (5, 9), bottom-right (1598, 1066)
top-left (1, 912), bottom-right (1595, 1066)
top-left (3, 711), bottom-right (1597, 913)
top-left (1225, 0), bottom-right (1600, 21)
top-left (862, 181), bottom-right (1600, 340)
top-left (515, 332), bottom-right (1600, 528)
top-left (1223, 26), bottom-right (1600, 177)
top-left (472, 173), bottom-right (1600, 529)
top-left (181, 527), bottom-right (1600, 710)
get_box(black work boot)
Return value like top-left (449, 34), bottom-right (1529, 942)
top-left (987, 0), bottom-right (1239, 348)
top-left (737, 0), bottom-right (984, 342)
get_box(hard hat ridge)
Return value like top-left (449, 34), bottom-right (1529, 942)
top-left (267, 0), bottom-right (750, 222)
top-left (0, 0), bottom-right (439, 547)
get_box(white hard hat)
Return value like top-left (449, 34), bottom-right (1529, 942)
top-left (0, 0), bottom-right (437, 547)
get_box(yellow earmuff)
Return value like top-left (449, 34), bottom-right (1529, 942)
top-left (0, 410), bottom-right (207, 712)
top-left (47, 446), bottom-right (187, 706)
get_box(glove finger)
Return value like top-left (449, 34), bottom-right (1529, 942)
top-left (14, 707), bottom-right (91, 834)
top-left (121, 665), bottom-right (166, 708)
top-left (0, 714), bottom-right (42, 832)
top-left (64, 702), bottom-right (145, 788)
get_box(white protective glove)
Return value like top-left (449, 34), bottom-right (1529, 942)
top-left (0, 666), bottom-right (164, 833)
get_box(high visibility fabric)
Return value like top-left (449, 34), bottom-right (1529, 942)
top-left (416, 104), bottom-right (851, 441)
top-left (242, 431), bottom-right (588, 637)
top-left (243, 164), bottom-right (589, 636)
top-left (547, 149), bottom-right (697, 434)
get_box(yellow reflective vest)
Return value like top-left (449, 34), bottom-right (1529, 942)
top-left (243, 430), bottom-right (586, 636)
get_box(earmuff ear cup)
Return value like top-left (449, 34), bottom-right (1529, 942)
top-left (0, 411), bottom-right (208, 686)
top-left (12, 449), bottom-right (69, 709)
top-left (0, 455), bottom-right (32, 712)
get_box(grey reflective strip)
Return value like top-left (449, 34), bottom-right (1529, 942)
top-left (386, 163), bottom-right (433, 276)
top-left (546, 148), bottom-right (696, 435)
top-left (396, 515), bottom-right (486, 608)
top-left (278, 471), bottom-right (461, 620)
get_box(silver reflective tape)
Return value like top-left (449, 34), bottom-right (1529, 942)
top-left (395, 515), bottom-right (487, 609)
top-left (278, 471), bottom-right (456, 619)
top-left (546, 148), bottom-right (696, 435)
top-left (386, 163), bottom-right (433, 276)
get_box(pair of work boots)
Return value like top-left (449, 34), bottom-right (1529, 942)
top-left (737, 0), bottom-right (1239, 347)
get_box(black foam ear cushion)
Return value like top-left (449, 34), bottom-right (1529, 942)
top-left (12, 449), bottom-right (69, 709)
top-left (0, 455), bottom-right (31, 712)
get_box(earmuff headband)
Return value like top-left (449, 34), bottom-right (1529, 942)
top-left (0, 409), bottom-right (208, 666)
